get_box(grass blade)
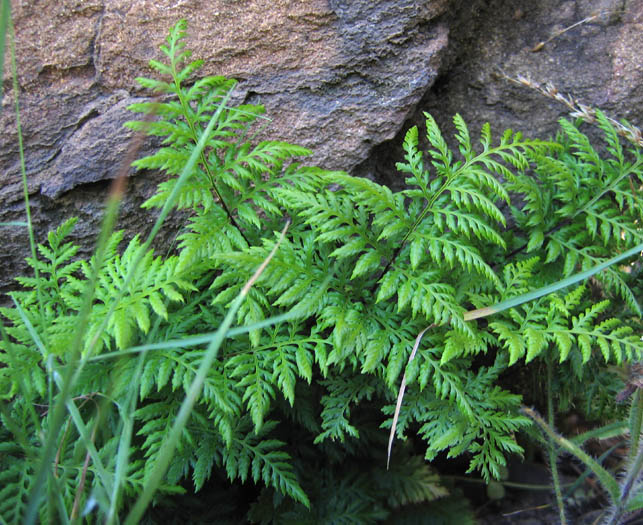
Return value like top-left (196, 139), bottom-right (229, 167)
top-left (124, 219), bottom-right (290, 524)
top-left (388, 243), bottom-right (642, 466)
top-left (387, 324), bottom-right (434, 469)
top-left (23, 88), bottom-right (236, 524)
top-left (87, 308), bottom-right (306, 363)
top-left (465, 242), bottom-right (643, 321)
top-left (0, 0), bottom-right (10, 102)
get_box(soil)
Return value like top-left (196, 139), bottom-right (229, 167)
top-left (466, 458), bottom-right (643, 525)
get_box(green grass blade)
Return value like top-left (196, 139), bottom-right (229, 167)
top-left (82, 87), bottom-right (236, 358)
top-left (106, 318), bottom-right (166, 525)
top-left (105, 396), bottom-right (135, 525)
top-left (628, 390), bottom-right (643, 464)
top-left (124, 220), bottom-right (290, 524)
top-left (11, 297), bottom-right (48, 357)
top-left (390, 244), bottom-right (642, 466)
top-left (6, 9), bottom-right (42, 325)
top-left (64, 400), bottom-right (114, 498)
top-left (87, 308), bottom-right (305, 363)
top-left (465, 242), bottom-right (643, 321)
top-left (24, 87), bottom-right (236, 524)
top-left (0, 0), bottom-right (10, 101)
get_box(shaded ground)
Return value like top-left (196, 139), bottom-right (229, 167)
top-left (469, 457), bottom-right (641, 525)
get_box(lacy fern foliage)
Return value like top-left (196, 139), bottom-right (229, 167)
top-left (1, 19), bottom-right (642, 523)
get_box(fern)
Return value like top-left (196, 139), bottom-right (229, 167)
top-left (2, 18), bottom-right (642, 523)
top-left (509, 112), bottom-right (643, 313)
top-left (314, 373), bottom-right (382, 444)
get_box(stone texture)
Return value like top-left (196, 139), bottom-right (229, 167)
top-left (1, 0), bottom-right (642, 294)
top-left (39, 92), bottom-right (143, 199)
top-left (362, 0), bottom-right (643, 187)
top-left (1, 0), bottom-right (450, 294)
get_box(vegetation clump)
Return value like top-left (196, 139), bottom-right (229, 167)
top-left (1, 19), bottom-right (641, 523)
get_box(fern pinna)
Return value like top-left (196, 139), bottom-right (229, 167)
top-left (1, 19), bottom-right (642, 523)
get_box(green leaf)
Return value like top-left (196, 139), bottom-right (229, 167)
top-left (524, 326), bottom-right (547, 363)
top-left (295, 345), bottom-right (312, 383)
top-left (351, 250), bottom-right (381, 279)
top-left (149, 292), bottom-right (168, 319)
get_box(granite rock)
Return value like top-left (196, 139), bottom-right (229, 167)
top-left (1, 0), bottom-right (641, 294)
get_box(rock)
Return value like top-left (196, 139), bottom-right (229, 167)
top-left (39, 92), bottom-right (144, 199)
top-left (1, 0), bottom-right (450, 294)
top-left (363, 0), bottom-right (643, 187)
top-left (1, 0), bottom-right (641, 295)
top-left (435, 0), bottom-right (642, 133)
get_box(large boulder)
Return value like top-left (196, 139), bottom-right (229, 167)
top-left (1, 0), bottom-right (641, 294)
top-left (0, 0), bottom-right (450, 293)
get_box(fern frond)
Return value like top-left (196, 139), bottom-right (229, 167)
top-left (77, 235), bottom-right (195, 351)
top-left (430, 207), bottom-right (506, 248)
top-left (0, 458), bottom-right (32, 523)
top-left (176, 208), bottom-right (249, 272)
top-left (314, 374), bottom-right (380, 444)
top-left (407, 232), bottom-right (499, 284)
top-left (224, 419), bottom-right (309, 507)
top-left (378, 266), bottom-right (468, 333)
top-left (380, 454), bottom-right (448, 507)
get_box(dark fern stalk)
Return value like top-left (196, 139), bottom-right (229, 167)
top-left (164, 22), bottom-right (248, 244)
top-left (376, 115), bottom-right (545, 286)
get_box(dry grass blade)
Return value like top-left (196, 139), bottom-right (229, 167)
top-left (387, 323), bottom-right (434, 469)
top-left (531, 10), bottom-right (608, 52)
top-left (388, 242), bottom-right (643, 468)
top-left (498, 70), bottom-right (643, 147)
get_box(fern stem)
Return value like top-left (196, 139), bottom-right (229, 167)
top-left (376, 160), bottom-right (456, 284)
top-left (83, 89), bottom-right (235, 359)
top-left (546, 360), bottom-right (568, 525)
top-left (171, 58), bottom-right (249, 245)
top-left (522, 406), bottom-right (621, 503)
top-left (605, 390), bottom-right (643, 525)
top-left (573, 157), bottom-right (642, 221)
top-left (444, 474), bottom-right (576, 491)
top-left (375, 200), bottom-right (430, 286)
top-left (376, 137), bottom-right (524, 287)
top-left (607, 423), bottom-right (643, 525)
top-left (629, 389), bottom-right (643, 465)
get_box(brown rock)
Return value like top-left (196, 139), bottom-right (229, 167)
top-left (1, 0), bottom-right (641, 295)
top-left (1, 0), bottom-right (450, 294)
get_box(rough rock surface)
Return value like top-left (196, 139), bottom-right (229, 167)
top-left (1, 0), bottom-right (450, 293)
top-left (361, 0), bottom-right (643, 187)
top-left (1, 0), bottom-right (642, 295)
